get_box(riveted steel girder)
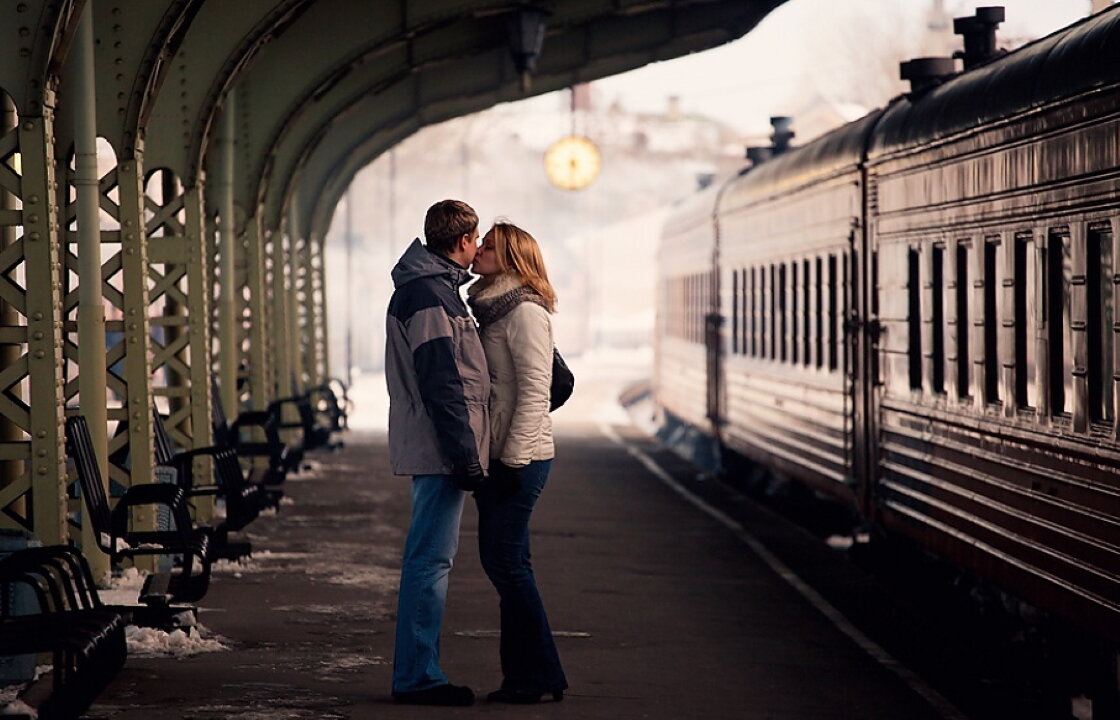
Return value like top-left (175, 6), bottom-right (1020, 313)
top-left (0, 1), bottom-right (83, 117)
top-left (54, 0), bottom-right (200, 159)
top-left (144, 0), bottom-right (311, 185)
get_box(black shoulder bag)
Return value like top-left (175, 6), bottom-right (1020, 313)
top-left (550, 348), bottom-right (575, 411)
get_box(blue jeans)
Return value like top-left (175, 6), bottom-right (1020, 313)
top-left (475, 459), bottom-right (567, 693)
top-left (392, 474), bottom-right (466, 692)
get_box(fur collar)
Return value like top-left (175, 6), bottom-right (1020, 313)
top-left (467, 272), bottom-right (525, 306)
top-left (467, 273), bottom-right (548, 328)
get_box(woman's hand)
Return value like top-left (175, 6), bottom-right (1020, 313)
top-left (486, 461), bottom-right (524, 499)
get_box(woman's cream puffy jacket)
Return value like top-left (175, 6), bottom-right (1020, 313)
top-left (467, 273), bottom-right (554, 466)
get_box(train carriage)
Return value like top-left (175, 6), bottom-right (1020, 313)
top-left (714, 113), bottom-right (882, 504)
top-left (655, 6), bottom-right (1120, 648)
top-left (867, 7), bottom-right (1120, 640)
top-left (656, 184), bottom-right (720, 436)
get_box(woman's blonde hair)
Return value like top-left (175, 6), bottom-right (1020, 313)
top-left (487, 221), bottom-right (557, 312)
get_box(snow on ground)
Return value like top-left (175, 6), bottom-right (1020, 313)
top-left (346, 344), bottom-right (652, 433)
top-left (0, 699), bottom-right (36, 718)
top-left (93, 567), bottom-right (230, 658)
top-left (125, 624), bottom-right (228, 658)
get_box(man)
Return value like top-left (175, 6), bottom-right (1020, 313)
top-left (384, 199), bottom-right (490, 706)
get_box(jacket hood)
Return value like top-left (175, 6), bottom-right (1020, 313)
top-left (391, 238), bottom-right (472, 289)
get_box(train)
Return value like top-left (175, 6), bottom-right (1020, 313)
top-left (654, 4), bottom-right (1120, 658)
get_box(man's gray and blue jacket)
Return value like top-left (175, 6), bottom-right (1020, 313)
top-left (385, 239), bottom-right (490, 477)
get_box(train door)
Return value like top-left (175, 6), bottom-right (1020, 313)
top-left (705, 265), bottom-right (724, 431)
top-left (852, 202), bottom-right (882, 519)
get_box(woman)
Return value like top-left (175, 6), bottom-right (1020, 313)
top-left (467, 221), bottom-right (567, 704)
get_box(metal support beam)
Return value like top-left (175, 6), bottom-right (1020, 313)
top-left (287, 203), bottom-right (303, 395)
top-left (296, 213), bottom-right (318, 390)
top-left (311, 233), bottom-right (329, 388)
top-left (116, 158), bottom-right (158, 538)
top-left (269, 226), bottom-right (292, 399)
top-left (183, 185), bottom-right (214, 513)
top-left (244, 214), bottom-right (271, 410)
top-left (73, 5), bottom-right (109, 577)
top-left (0, 94), bottom-right (25, 529)
top-left (216, 101), bottom-right (238, 418)
top-left (0, 110), bottom-right (69, 544)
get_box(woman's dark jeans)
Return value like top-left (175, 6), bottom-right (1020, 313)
top-left (475, 459), bottom-right (567, 693)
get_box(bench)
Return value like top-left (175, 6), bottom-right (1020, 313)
top-left (306, 380), bottom-right (350, 449)
top-left (151, 411), bottom-right (270, 560)
top-left (211, 384), bottom-right (293, 487)
top-left (65, 415), bottom-right (213, 607)
top-left (0, 545), bottom-right (127, 719)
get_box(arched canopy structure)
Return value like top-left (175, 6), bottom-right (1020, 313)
top-left (0, 0), bottom-right (786, 549)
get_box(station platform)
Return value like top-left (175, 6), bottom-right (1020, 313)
top-left (87, 423), bottom-right (959, 720)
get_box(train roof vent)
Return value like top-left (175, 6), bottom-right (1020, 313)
top-left (770, 116), bottom-right (794, 154)
top-left (953, 6), bottom-right (1006, 70)
top-left (899, 57), bottom-right (956, 97)
top-left (746, 146), bottom-right (772, 167)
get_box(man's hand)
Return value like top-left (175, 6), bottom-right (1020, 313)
top-left (486, 461), bottom-right (524, 499)
top-left (453, 461), bottom-right (485, 493)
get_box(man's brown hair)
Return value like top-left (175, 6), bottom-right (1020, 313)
top-left (424, 200), bottom-right (478, 255)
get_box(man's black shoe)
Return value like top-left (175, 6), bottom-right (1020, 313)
top-left (392, 683), bottom-right (475, 706)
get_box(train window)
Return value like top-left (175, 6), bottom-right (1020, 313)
top-left (828, 255), bottom-right (838, 371)
top-left (685, 274), bottom-right (694, 344)
top-left (791, 262), bottom-right (799, 365)
top-left (806, 257), bottom-right (815, 367)
top-left (956, 242), bottom-right (971, 400)
top-left (758, 267), bottom-right (766, 359)
top-left (1014, 236), bottom-right (1038, 409)
top-left (1046, 232), bottom-right (1071, 415)
top-left (747, 268), bottom-right (755, 357)
top-left (845, 250), bottom-right (855, 374)
top-left (1087, 226), bottom-right (1114, 423)
top-left (932, 245), bottom-right (946, 394)
top-left (909, 247), bottom-right (922, 390)
top-left (770, 264), bottom-right (777, 360)
top-left (732, 270), bottom-right (740, 354)
top-left (984, 239), bottom-right (1001, 404)
top-left (696, 272), bottom-right (702, 344)
top-left (815, 257), bottom-right (824, 369)
top-left (739, 268), bottom-right (747, 356)
top-left (779, 264), bottom-right (788, 363)
top-left (681, 276), bottom-right (687, 341)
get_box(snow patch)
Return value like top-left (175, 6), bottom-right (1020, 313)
top-left (212, 551), bottom-right (314, 576)
top-left (125, 624), bottom-right (228, 658)
top-left (0, 699), bottom-right (36, 718)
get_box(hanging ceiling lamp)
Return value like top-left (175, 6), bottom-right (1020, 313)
top-left (506, 6), bottom-right (548, 92)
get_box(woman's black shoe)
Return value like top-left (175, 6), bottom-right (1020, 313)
top-left (486, 688), bottom-right (564, 704)
top-left (392, 683), bottom-right (475, 706)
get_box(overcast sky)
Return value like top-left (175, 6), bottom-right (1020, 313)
top-left (520, 0), bottom-right (1097, 135)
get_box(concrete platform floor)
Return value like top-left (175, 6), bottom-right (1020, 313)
top-left (84, 425), bottom-right (958, 720)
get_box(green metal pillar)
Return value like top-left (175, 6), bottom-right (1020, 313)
top-left (299, 223), bottom-right (317, 389)
top-left (216, 102), bottom-right (238, 418)
top-left (17, 113), bottom-right (68, 545)
top-left (116, 158), bottom-right (157, 537)
top-left (287, 204), bottom-right (303, 395)
top-left (73, 5), bottom-right (109, 577)
top-left (312, 233), bottom-right (329, 388)
top-left (245, 215), bottom-right (271, 410)
top-left (183, 185), bottom-right (214, 521)
top-left (0, 96), bottom-right (24, 523)
top-left (270, 225), bottom-right (292, 398)
top-left (160, 171), bottom-right (189, 428)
